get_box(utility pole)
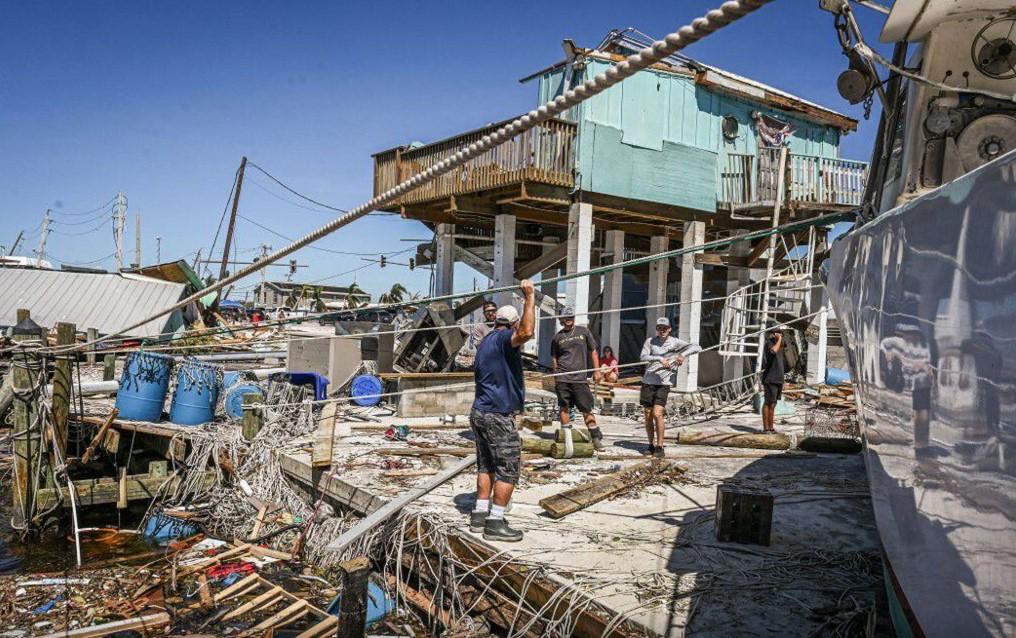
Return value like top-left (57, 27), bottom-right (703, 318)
top-left (220, 156), bottom-right (247, 281)
top-left (156, 236), bottom-right (162, 263)
top-left (7, 230), bottom-right (24, 257)
top-left (113, 192), bottom-right (127, 271)
top-left (133, 213), bottom-right (142, 268)
top-left (255, 243), bottom-right (271, 306)
top-left (191, 247), bottom-right (202, 271)
top-left (36, 211), bottom-right (51, 266)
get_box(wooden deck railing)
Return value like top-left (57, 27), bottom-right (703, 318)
top-left (373, 118), bottom-right (577, 205)
top-left (720, 149), bottom-right (868, 209)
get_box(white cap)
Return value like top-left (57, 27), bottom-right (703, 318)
top-left (496, 305), bottom-right (520, 325)
top-left (656, 316), bottom-right (671, 327)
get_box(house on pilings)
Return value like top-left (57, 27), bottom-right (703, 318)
top-left (372, 29), bottom-right (864, 389)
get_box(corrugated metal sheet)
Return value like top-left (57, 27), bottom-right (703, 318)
top-left (0, 267), bottom-right (187, 338)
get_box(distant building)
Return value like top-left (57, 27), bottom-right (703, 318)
top-left (254, 281), bottom-right (371, 310)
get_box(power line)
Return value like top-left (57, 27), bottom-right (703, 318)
top-left (246, 161), bottom-right (349, 214)
top-left (50, 219), bottom-right (110, 237)
top-left (236, 213), bottom-right (405, 257)
top-left (48, 196), bottom-right (116, 217)
top-left (49, 211), bottom-right (110, 226)
top-left (47, 251), bottom-right (116, 267)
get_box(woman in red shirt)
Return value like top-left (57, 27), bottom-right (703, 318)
top-left (599, 345), bottom-right (620, 383)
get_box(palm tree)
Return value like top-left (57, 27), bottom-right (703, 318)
top-left (345, 282), bottom-right (368, 309)
top-left (378, 282), bottom-right (409, 305)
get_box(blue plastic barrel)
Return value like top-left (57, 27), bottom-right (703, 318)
top-left (143, 512), bottom-right (199, 545)
top-left (223, 383), bottom-right (262, 420)
top-left (825, 367), bottom-right (851, 385)
top-left (327, 579), bottom-right (394, 627)
top-left (350, 375), bottom-right (383, 407)
top-left (115, 352), bottom-right (174, 422)
top-left (169, 359), bottom-right (223, 425)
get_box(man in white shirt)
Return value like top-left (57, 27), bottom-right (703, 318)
top-left (639, 317), bottom-right (701, 457)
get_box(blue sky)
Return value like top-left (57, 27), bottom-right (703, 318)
top-left (0, 1), bottom-right (892, 300)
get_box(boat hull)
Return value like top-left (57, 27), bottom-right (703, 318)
top-left (826, 151), bottom-right (1016, 636)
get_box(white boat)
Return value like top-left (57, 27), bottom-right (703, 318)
top-left (825, 2), bottom-right (1016, 635)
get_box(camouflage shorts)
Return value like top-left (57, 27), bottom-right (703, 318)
top-left (469, 409), bottom-right (521, 485)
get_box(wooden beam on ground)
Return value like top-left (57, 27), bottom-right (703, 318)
top-left (539, 459), bottom-right (675, 519)
top-left (36, 612), bottom-right (171, 638)
top-left (325, 454), bottom-right (475, 553)
top-left (337, 557), bottom-right (370, 638)
top-left (675, 430), bottom-right (791, 450)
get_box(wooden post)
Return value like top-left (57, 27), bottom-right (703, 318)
top-left (52, 322), bottom-right (75, 456)
top-left (241, 393), bottom-right (264, 441)
top-left (16, 308), bottom-right (30, 323)
top-left (11, 318), bottom-right (40, 527)
top-left (86, 328), bottom-right (98, 365)
top-left (103, 354), bottom-right (116, 381)
top-left (337, 557), bottom-right (370, 638)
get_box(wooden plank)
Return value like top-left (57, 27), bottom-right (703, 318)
top-left (386, 574), bottom-right (452, 628)
top-left (36, 612), bottom-right (171, 638)
top-left (249, 599), bottom-right (309, 633)
top-left (312, 401), bottom-right (338, 468)
top-left (337, 557), bottom-right (370, 638)
top-left (222, 586), bottom-right (284, 621)
top-left (538, 460), bottom-right (667, 519)
top-left (296, 617), bottom-right (339, 638)
top-left (212, 572), bottom-right (260, 602)
top-left (325, 454), bottom-right (475, 553)
top-left (35, 469), bottom-right (216, 509)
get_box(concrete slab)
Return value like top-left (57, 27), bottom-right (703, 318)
top-left (281, 408), bottom-right (885, 637)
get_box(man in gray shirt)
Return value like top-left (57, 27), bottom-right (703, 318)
top-left (551, 307), bottom-right (604, 450)
top-left (640, 316), bottom-right (701, 457)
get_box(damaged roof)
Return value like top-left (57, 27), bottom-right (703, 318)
top-left (0, 266), bottom-right (187, 338)
top-left (521, 28), bottom-right (858, 132)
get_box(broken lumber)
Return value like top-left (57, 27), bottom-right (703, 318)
top-left (325, 454), bottom-right (475, 554)
top-left (36, 612), bottom-right (171, 638)
top-left (80, 408), bottom-right (120, 464)
top-left (675, 430), bottom-right (790, 450)
top-left (337, 557), bottom-right (370, 638)
top-left (539, 460), bottom-right (675, 519)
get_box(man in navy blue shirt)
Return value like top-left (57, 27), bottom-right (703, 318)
top-left (469, 279), bottom-right (535, 542)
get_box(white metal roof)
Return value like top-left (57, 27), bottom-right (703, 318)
top-left (0, 267), bottom-right (187, 338)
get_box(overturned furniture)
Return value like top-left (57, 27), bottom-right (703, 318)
top-left (393, 302), bottom-right (465, 373)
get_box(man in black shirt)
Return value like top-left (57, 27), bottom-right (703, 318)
top-left (551, 307), bottom-right (604, 450)
top-left (760, 328), bottom-right (784, 433)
